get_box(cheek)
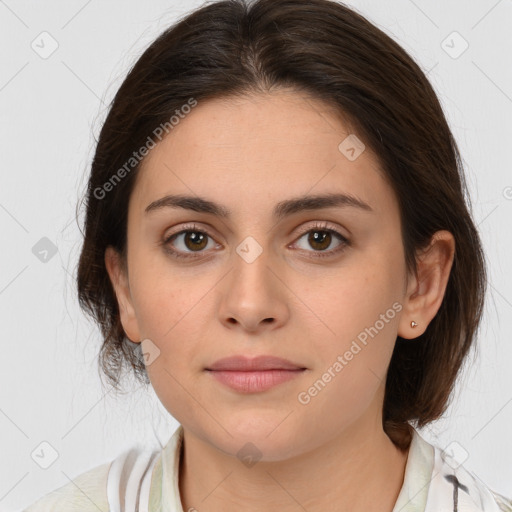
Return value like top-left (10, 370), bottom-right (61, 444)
top-left (299, 287), bottom-right (399, 429)
top-left (304, 253), bottom-right (401, 387)
top-left (133, 273), bottom-right (209, 422)
top-left (306, 258), bottom-right (395, 341)
top-left (130, 265), bottom-right (213, 372)
top-left (129, 252), bottom-right (198, 339)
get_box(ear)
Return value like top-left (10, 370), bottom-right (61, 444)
top-left (398, 230), bottom-right (455, 339)
top-left (104, 246), bottom-right (141, 343)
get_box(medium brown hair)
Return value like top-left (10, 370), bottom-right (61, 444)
top-left (76, 0), bottom-right (487, 450)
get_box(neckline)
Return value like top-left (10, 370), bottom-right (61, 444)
top-left (392, 427), bottom-right (435, 511)
top-left (158, 424), bottom-right (434, 512)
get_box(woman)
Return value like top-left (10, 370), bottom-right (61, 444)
top-left (24, 0), bottom-right (512, 510)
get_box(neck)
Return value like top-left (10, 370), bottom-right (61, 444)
top-left (178, 414), bottom-right (410, 512)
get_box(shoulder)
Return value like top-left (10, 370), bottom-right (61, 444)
top-left (491, 490), bottom-right (512, 512)
top-left (427, 439), bottom-right (512, 512)
top-left (23, 460), bottom-right (111, 511)
top-left (402, 428), bottom-right (512, 512)
top-left (23, 445), bottom-right (160, 512)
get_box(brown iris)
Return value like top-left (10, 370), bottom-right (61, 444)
top-left (308, 230), bottom-right (332, 251)
top-left (183, 231), bottom-right (208, 251)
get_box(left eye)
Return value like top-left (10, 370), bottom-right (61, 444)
top-left (292, 227), bottom-right (348, 256)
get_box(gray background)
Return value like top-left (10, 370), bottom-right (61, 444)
top-left (0, 0), bottom-right (511, 510)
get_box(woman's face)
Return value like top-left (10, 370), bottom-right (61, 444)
top-left (107, 90), bottom-right (416, 460)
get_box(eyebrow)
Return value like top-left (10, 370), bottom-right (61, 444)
top-left (144, 192), bottom-right (373, 220)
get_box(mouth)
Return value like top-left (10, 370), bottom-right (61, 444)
top-left (204, 355), bottom-right (307, 393)
top-left (205, 368), bottom-right (306, 393)
top-left (205, 355), bottom-right (306, 372)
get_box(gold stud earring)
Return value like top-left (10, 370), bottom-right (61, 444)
top-left (410, 321), bottom-right (418, 328)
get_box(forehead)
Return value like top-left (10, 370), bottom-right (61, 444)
top-left (131, 90), bottom-right (393, 219)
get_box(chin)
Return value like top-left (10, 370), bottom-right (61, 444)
top-left (205, 416), bottom-right (306, 463)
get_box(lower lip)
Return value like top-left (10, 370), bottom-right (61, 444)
top-left (206, 369), bottom-right (305, 393)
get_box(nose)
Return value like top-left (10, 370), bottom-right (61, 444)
top-left (217, 241), bottom-right (290, 333)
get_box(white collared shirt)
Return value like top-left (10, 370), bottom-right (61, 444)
top-left (24, 424), bottom-right (512, 512)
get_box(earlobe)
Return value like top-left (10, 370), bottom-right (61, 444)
top-left (398, 269), bottom-right (423, 340)
top-left (104, 246), bottom-right (141, 343)
top-left (398, 230), bottom-right (455, 340)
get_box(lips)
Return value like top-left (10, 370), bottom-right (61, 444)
top-left (205, 355), bottom-right (306, 372)
top-left (204, 355), bottom-right (307, 393)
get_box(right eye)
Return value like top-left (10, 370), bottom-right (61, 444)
top-left (162, 224), bottom-right (220, 259)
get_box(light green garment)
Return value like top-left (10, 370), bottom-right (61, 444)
top-left (23, 424), bottom-right (511, 512)
top-left (23, 460), bottom-right (111, 511)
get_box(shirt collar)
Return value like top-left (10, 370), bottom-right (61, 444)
top-left (154, 424), bottom-right (435, 512)
top-left (392, 427), bottom-right (435, 512)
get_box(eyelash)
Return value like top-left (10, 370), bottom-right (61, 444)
top-left (161, 221), bottom-right (350, 260)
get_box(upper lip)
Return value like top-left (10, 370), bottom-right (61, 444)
top-left (205, 355), bottom-right (306, 371)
